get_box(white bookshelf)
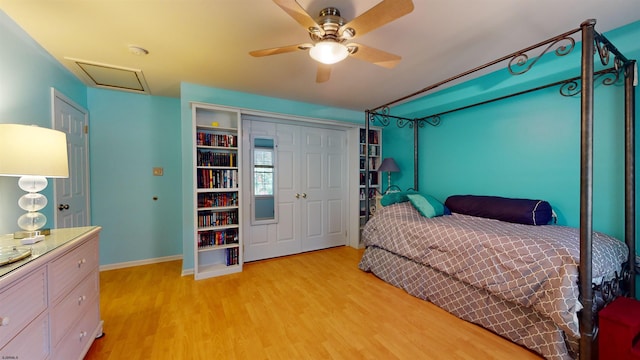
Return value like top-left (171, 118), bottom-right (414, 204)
top-left (359, 126), bottom-right (381, 238)
top-left (192, 103), bottom-right (242, 280)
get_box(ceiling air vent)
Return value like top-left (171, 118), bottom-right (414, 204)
top-left (65, 58), bottom-right (151, 94)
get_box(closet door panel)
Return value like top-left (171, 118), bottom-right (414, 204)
top-left (243, 120), bottom-right (280, 262)
top-left (301, 127), bottom-right (324, 251)
top-left (274, 124), bottom-right (301, 255)
top-left (323, 129), bottom-right (348, 248)
top-left (300, 127), bottom-right (347, 251)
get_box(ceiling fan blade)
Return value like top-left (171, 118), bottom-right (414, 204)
top-left (339, 0), bottom-right (414, 38)
top-left (347, 43), bottom-right (401, 69)
top-left (273, 0), bottom-right (324, 36)
top-left (316, 64), bottom-right (331, 83)
top-left (250, 44), bottom-right (309, 57)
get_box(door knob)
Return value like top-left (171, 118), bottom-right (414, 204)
top-left (302, 193), bottom-right (307, 198)
top-left (295, 193), bottom-right (300, 199)
top-left (58, 204), bottom-right (70, 211)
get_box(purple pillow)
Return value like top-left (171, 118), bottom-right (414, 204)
top-left (444, 195), bottom-right (552, 225)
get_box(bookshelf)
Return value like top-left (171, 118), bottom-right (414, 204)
top-left (359, 126), bottom-right (381, 236)
top-left (192, 103), bottom-right (242, 280)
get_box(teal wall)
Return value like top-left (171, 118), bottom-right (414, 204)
top-left (179, 83), bottom-right (363, 271)
top-left (87, 88), bottom-right (182, 265)
top-left (0, 10), bottom-right (87, 234)
top-left (381, 20), bottom-right (640, 242)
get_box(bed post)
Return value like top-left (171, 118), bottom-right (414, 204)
top-left (414, 123), bottom-right (419, 191)
top-left (625, 60), bottom-right (637, 298)
top-left (579, 19), bottom-right (596, 360)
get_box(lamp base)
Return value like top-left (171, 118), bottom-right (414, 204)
top-left (20, 234), bottom-right (45, 245)
top-left (13, 228), bottom-right (50, 239)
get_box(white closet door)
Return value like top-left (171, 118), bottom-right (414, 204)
top-left (273, 124), bottom-right (303, 257)
top-left (242, 120), bottom-right (281, 262)
top-left (300, 127), bottom-right (347, 251)
top-left (243, 121), bottom-right (348, 262)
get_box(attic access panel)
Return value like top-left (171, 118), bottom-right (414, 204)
top-left (66, 58), bottom-right (150, 94)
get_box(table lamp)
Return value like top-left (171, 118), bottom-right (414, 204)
top-left (378, 157), bottom-right (400, 194)
top-left (0, 124), bottom-right (69, 244)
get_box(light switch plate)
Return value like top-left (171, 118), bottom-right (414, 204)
top-left (153, 167), bottom-right (164, 176)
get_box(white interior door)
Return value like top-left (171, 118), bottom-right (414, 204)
top-left (242, 119), bottom-right (301, 261)
top-left (51, 88), bottom-right (90, 228)
top-left (274, 123), bottom-right (302, 256)
top-left (301, 127), bottom-right (347, 251)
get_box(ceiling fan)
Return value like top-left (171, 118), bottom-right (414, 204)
top-left (249, 0), bottom-right (414, 83)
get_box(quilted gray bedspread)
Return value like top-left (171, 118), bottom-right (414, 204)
top-left (361, 202), bottom-right (629, 339)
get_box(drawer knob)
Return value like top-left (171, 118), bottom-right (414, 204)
top-left (78, 295), bottom-right (87, 305)
top-left (79, 331), bottom-right (87, 340)
top-left (77, 258), bottom-right (86, 267)
top-left (0, 316), bottom-right (9, 326)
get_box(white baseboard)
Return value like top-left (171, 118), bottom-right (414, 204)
top-left (99, 254), bottom-right (182, 272)
top-left (181, 268), bottom-right (194, 277)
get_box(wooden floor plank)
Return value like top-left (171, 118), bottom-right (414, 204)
top-left (85, 246), bottom-right (543, 359)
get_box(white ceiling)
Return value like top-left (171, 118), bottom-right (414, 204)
top-left (1, 0), bottom-right (638, 111)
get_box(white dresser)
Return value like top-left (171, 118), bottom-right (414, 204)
top-left (0, 226), bottom-right (102, 360)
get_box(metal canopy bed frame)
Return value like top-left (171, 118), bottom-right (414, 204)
top-left (362, 19), bottom-right (637, 359)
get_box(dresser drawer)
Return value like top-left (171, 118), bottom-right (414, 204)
top-left (0, 311), bottom-right (49, 360)
top-left (49, 235), bottom-right (98, 301)
top-left (0, 267), bottom-right (47, 349)
top-left (50, 269), bottom-right (99, 346)
top-left (52, 296), bottom-right (100, 360)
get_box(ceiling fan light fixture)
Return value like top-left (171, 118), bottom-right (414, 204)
top-left (309, 41), bottom-right (349, 65)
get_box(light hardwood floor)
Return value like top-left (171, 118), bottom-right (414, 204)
top-left (85, 246), bottom-right (543, 360)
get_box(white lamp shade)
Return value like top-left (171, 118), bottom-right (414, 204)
top-left (0, 124), bottom-right (69, 178)
top-left (309, 41), bottom-right (349, 65)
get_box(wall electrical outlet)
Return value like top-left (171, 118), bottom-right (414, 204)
top-left (153, 167), bottom-right (164, 176)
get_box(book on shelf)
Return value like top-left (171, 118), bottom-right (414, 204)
top-left (197, 210), bottom-right (238, 228)
top-left (197, 169), bottom-right (239, 189)
top-left (368, 144), bottom-right (380, 157)
top-left (197, 228), bottom-right (239, 248)
top-left (197, 192), bottom-right (238, 208)
top-left (359, 128), bottom-right (379, 145)
top-left (226, 247), bottom-right (239, 266)
top-left (368, 172), bottom-right (378, 186)
top-left (368, 129), bottom-right (379, 144)
top-left (369, 157), bottom-right (378, 170)
top-left (196, 132), bottom-right (238, 147)
top-left (359, 188), bottom-right (378, 201)
top-left (197, 150), bottom-right (237, 167)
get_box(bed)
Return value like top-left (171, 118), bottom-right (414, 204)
top-left (359, 199), bottom-right (629, 359)
top-left (359, 20), bottom-right (637, 360)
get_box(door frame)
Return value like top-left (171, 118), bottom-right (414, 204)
top-left (50, 88), bottom-right (91, 228)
